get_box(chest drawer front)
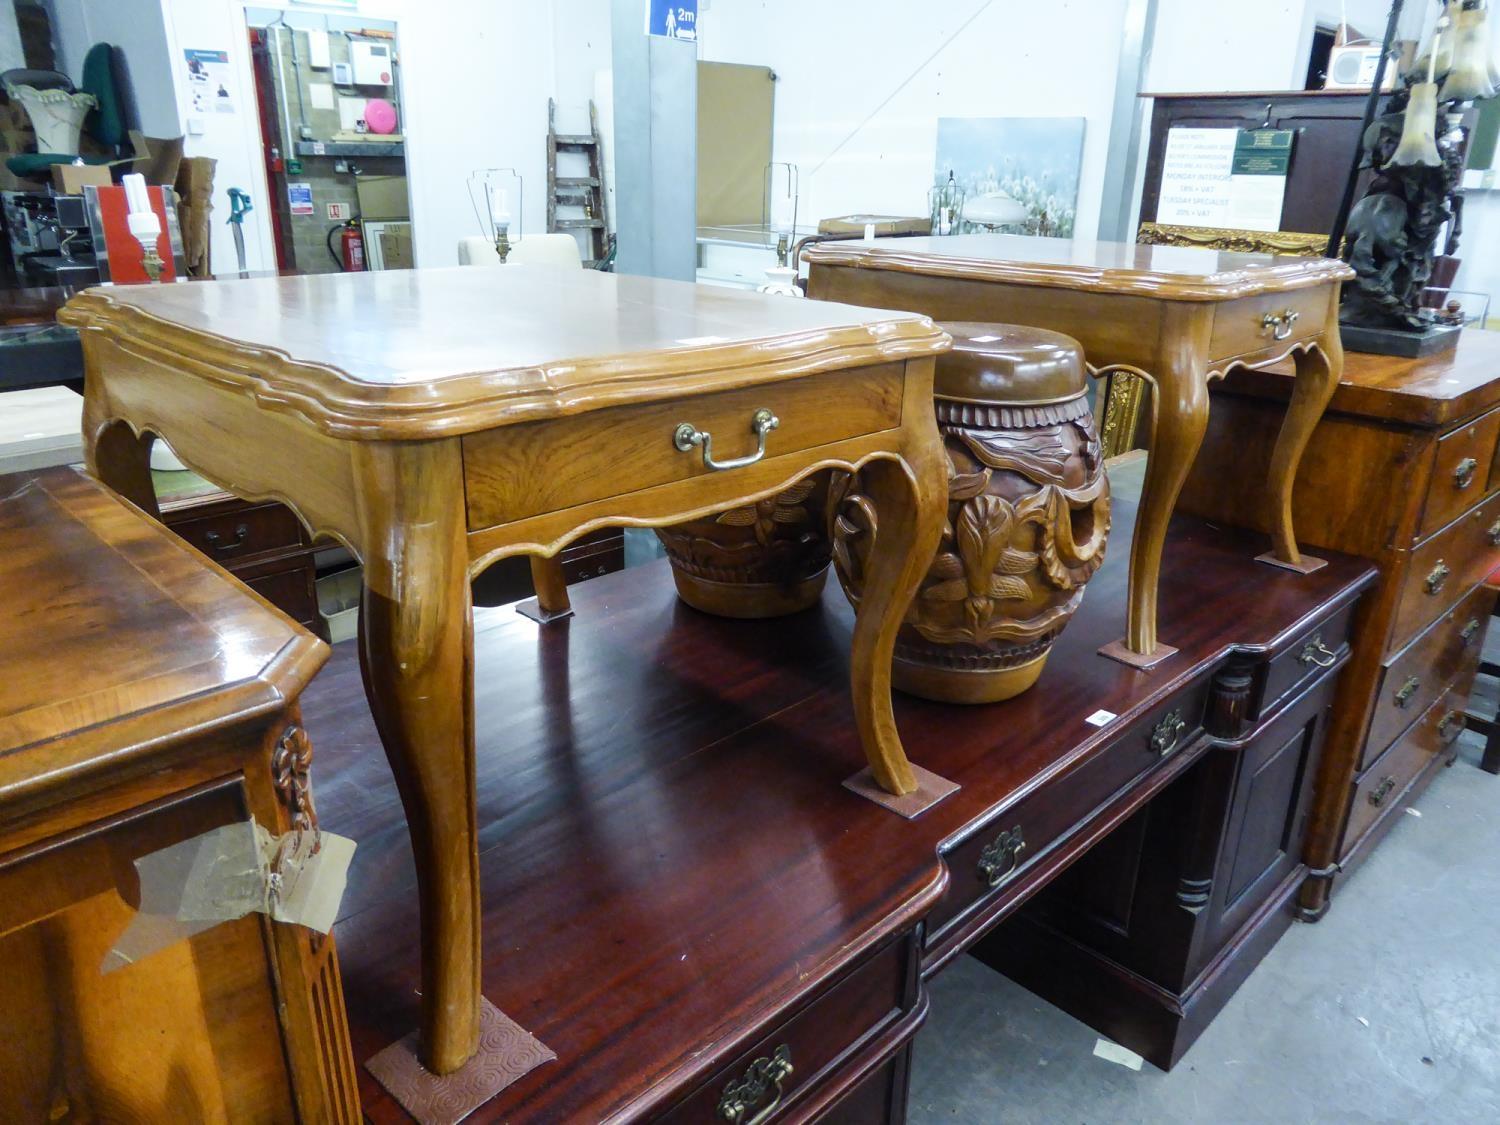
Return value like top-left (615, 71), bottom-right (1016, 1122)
top-left (463, 364), bottom-right (905, 529)
top-left (1417, 406), bottom-right (1500, 540)
top-left (661, 933), bottom-right (911, 1124)
top-left (1346, 691), bottom-right (1464, 848)
top-left (1207, 286), bottom-right (1328, 365)
top-left (1366, 585), bottom-right (1490, 769)
top-left (169, 501), bottom-right (308, 562)
top-left (1259, 601), bottom-right (1357, 720)
top-left (926, 682), bottom-right (1211, 946)
top-left (1393, 490), bottom-right (1500, 649)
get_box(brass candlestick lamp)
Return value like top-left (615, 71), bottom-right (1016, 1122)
top-left (467, 168), bottom-right (523, 263)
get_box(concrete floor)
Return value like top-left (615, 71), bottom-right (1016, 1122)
top-left (909, 727), bottom-right (1500, 1124)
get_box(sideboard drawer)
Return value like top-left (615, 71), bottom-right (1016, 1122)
top-left (1259, 600), bottom-right (1357, 720)
top-left (463, 364), bottom-right (906, 528)
top-left (169, 499), bottom-right (307, 562)
top-left (1346, 692), bottom-right (1464, 848)
top-left (661, 933), bottom-right (912, 1124)
top-left (1392, 491), bottom-right (1500, 649)
top-left (1365, 585), bottom-right (1489, 769)
top-left (1208, 287), bottom-right (1326, 364)
top-left (1417, 406), bottom-right (1500, 540)
top-left (926, 682), bottom-right (1210, 946)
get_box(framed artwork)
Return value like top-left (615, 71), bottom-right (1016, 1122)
top-left (934, 117), bottom-right (1086, 237)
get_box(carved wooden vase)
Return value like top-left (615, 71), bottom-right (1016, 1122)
top-left (655, 473), bottom-right (834, 618)
top-left (833, 323), bottom-right (1111, 703)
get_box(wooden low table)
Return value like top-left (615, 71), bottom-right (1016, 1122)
top-left (0, 467), bottom-right (355, 1121)
top-left (61, 267), bottom-right (951, 1075)
top-left (806, 234), bottom-right (1353, 668)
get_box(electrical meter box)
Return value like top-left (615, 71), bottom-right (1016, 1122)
top-left (350, 41), bottom-right (393, 86)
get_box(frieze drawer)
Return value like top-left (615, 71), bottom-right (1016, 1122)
top-left (168, 499), bottom-right (308, 562)
top-left (925, 682), bottom-right (1211, 949)
top-left (1258, 601), bottom-right (1357, 721)
top-left (1345, 691), bottom-right (1465, 854)
top-left (1365, 585), bottom-right (1490, 770)
top-left (1391, 490), bottom-right (1500, 650)
top-left (1206, 287), bottom-right (1326, 365)
top-left (1417, 405), bottom-right (1500, 541)
top-left (462, 363), bottom-right (906, 529)
top-left (660, 932), bottom-right (913, 1124)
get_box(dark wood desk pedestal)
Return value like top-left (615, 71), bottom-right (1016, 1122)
top-left (1176, 332), bottom-right (1500, 918)
top-left (308, 502), bottom-right (1373, 1121)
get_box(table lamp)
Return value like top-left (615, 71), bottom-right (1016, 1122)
top-left (122, 173), bottom-right (164, 282)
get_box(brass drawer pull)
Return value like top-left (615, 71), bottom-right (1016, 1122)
top-left (1424, 560), bottom-right (1450, 596)
top-left (674, 408), bottom-right (779, 472)
top-left (1149, 709), bottom-right (1188, 757)
top-left (1368, 776), bottom-right (1396, 807)
top-left (1453, 457), bottom-right (1479, 490)
top-left (1489, 519), bottom-right (1500, 547)
top-left (1439, 710), bottom-right (1464, 743)
top-left (1260, 309), bottom-right (1300, 341)
top-left (1461, 618), bottom-right (1482, 646)
top-left (1393, 676), bottom-right (1421, 708)
top-left (203, 523), bottom-right (250, 552)
top-left (1297, 635), bottom-right (1337, 669)
top-left (718, 1045), bottom-right (793, 1125)
top-left (977, 825), bottom-right (1026, 888)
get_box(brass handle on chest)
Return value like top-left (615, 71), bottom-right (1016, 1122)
top-left (1149, 709), bottom-right (1188, 757)
top-left (1439, 710), bottom-right (1464, 743)
top-left (204, 523), bottom-right (250, 552)
top-left (674, 408), bottom-right (779, 472)
top-left (1453, 457), bottom-right (1479, 490)
top-left (1488, 519), bottom-right (1500, 547)
top-left (1368, 776), bottom-right (1396, 807)
top-left (1297, 635), bottom-right (1337, 669)
top-left (977, 825), bottom-right (1026, 888)
top-left (1424, 560), bottom-right (1450, 596)
top-left (1261, 309), bottom-right (1300, 340)
top-left (718, 1045), bottom-right (793, 1125)
top-left (1393, 676), bottom-right (1421, 708)
top-left (1461, 618), bottom-right (1482, 646)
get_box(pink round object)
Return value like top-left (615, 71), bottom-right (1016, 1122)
top-left (364, 98), bottom-right (397, 135)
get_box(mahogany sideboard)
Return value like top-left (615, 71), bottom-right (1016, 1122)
top-left (304, 501), bottom-right (1374, 1121)
top-left (1176, 330), bottom-right (1500, 918)
top-left (0, 466), bottom-right (358, 1122)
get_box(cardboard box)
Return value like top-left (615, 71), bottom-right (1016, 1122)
top-left (51, 162), bottom-right (112, 194)
top-left (355, 174), bottom-right (409, 221)
top-left (377, 224), bottom-right (413, 270)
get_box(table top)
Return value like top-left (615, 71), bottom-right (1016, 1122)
top-left (0, 467), bottom-right (327, 806)
top-left (1231, 328), bottom-right (1500, 428)
top-left (58, 267), bottom-right (948, 440)
top-left (804, 234), bottom-right (1353, 301)
top-left (312, 500), bottom-right (1374, 1122)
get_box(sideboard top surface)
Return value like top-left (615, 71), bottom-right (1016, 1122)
top-left (1228, 328), bottom-right (1500, 428)
top-left (59, 267), bottom-right (948, 440)
top-left (804, 234), bottom-right (1353, 301)
top-left (0, 467), bottom-right (326, 805)
top-left (319, 503), bottom-right (1374, 1123)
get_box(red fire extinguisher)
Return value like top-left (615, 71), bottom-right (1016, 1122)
top-left (328, 218), bottom-right (365, 271)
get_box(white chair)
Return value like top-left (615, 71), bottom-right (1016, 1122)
top-left (456, 233), bottom-right (582, 269)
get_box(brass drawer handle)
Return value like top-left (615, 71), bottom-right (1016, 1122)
top-left (977, 825), bottom-right (1026, 888)
top-left (1424, 560), bottom-right (1450, 596)
top-left (1261, 309), bottom-right (1300, 341)
top-left (1149, 709), bottom-right (1188, 757)
top-left (1297, 635), bottom-right (1337, 669)
top-left (1462, 618), bottom-right (1482, 646)
top-left (1489, 519), bottom-right (1500, 547)
top-left (1439, 710), bottom-right (1464, 743)
top-left (1453, 457), bottom-right (1479, 490)
top-left (674, 408), bottom-right (779, 472)
top-left (1393, 676), bottom-right (1421, 708)
top-left (204, 523), bottom-right (250, 552)
top-left (718, 1045), bottom-right (793, 1125)
top-left (1368, 776), bottom-right (1396, 807)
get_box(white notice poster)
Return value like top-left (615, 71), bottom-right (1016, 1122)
top-left (1156, 127), bottom-right (1237, 227)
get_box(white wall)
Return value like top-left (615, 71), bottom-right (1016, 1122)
top-left (49, 0), bottom-right (179, 136)
top-left (695, 0), bottom-right (1129, 239)
top-left (1, 5), bottom-right (24, 72)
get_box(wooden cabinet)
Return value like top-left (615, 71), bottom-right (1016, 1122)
top-left (1176, 331), bottom-right (1500, 917)
top-left (0, 468), bottom-right (357, 1122)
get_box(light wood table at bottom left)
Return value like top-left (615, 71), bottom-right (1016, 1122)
top-left (0, 466), bottom-right (357, 1123)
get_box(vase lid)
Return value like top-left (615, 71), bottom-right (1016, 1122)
top-left (934, 322), bottom-right (1086, 404)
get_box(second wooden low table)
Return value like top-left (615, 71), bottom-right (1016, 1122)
top-left (61, 267), bottom-right (951, 1075)
top-left (806, 234), bottom-right (1353, 668)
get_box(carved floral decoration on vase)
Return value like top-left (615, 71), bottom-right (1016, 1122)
top-left (656, 476), bottom-right (831, 584)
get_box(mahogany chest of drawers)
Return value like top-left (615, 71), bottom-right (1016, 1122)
top-left (1176, 331), bottom-right (1500, 917)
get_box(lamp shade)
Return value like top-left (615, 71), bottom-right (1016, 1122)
top-left (963, 191), bottom-right (1028, 228)
top-left (1389, 82), bottom-right (1443, 166)
top-left (1440, 4), bottom-right (1496, 101)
